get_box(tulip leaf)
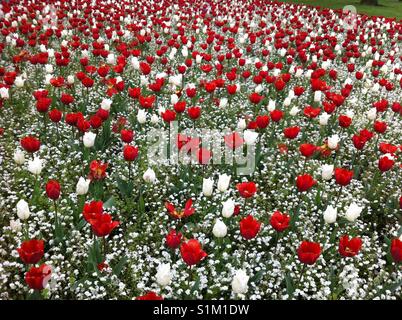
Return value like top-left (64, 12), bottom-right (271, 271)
top-left (285, 273), bottom-right (295, 297)
top-left (112, 254), bottom-right (128, 276)
top-left (104, 196), bottom-right (116, 209)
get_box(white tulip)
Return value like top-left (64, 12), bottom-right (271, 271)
top-left (323, 206), bottom-right (337, 224)
top-left (321, 164), bottom-right (334, 180)
top-left (16, 199), bottom-right (30, 220)
top-left (67, 75), bottom-right (75, 84)
top-left (243, 130), bottom-right (258, 145)
top-left (345, 203), bottom-right (363, 222)
top-left (217, 174), bottom-right (231, 192)
top-left (76, 177), bottom-right (90, 195)
top-left (222, 199), bottom-right (235, 218)
top-left (237, 119), bottom-right (247, 130)
top-left (13, 149), bottom-right (25, 165)
top-left (28, 157), bottom-right (43, 175)
top-left (219, 98), bottom-right (228, 108)
top-left (289, 106), bottom-right (300, 116)
top-left (327, 134), bottom-right (339, 150)
top-left (319, 112), bottom-right (331, 126)
top-left (314, 91), bottom-right (322, 102)
top-left (367, 108), bottom-right (377, 121)
top-left (101, 98), bottom-right (112, 111)
top-left (155, 263), bottom-right (172, 287)
top-left (137, 109), bottom-right (147, 124)
top-left (212, 219), bottom-right (227, 238)
top-left (106, 53), bottom-right (116, 64)
top-left (15, 76), bottom-right (25, 88)
top-left (202, 178), bottom-right (214, 196)
top-left (267, 100), bottom-right (276, 111)
top-left (231, 270), bottom-right (249, 294)
top-left (83, 132), bottom-right (96, 148)
top-left (150, 114), bottom-right (159, 124)
top-left (143, 168), bottom-right (156, 183)
top-left (0, 87), bottom-right (9, 99)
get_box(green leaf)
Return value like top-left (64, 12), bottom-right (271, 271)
top-left (104, 196), bottom-right (116, 209)
top-left (112, 255), bottom-right (128, 276)
top-left (117, 178), bottom-right (134, 198)
top-left (191, 275), bottom-right (201, 293)
top-left (285, 273), bottom-right (295, 297)
top-left (250, 270), bottom-right (264, 284)
top-left (137, 194), bottom-right (145, 214)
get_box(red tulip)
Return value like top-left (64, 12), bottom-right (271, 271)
top-left (256, 115), bottom-right (270, 129)
top-left (270, 110), bottom-right (283, 122)
top-left (390, 238), bottom-right (402, 263)
top-left (297, 241), bottom-right (321, 265)
top-left (136, 291), bottom-right (164, 300)
top-left (373, 120), bottom-right (387, 134)
top-left (88, 212), bottom-right (120, 237)
top-left (283, 126), bottom-right (300, 139)
top-left (378, 155), bottom-right (394, 172)
top-left (338, 115), bottom-right (352, 128)
top-left (162, 109), bottom-right (176, 122)
top-left (123, 145), bottom-right (139, 161)
top-left (49, 109), bottom-right (62, 123)
top-left (188, 106), bottom-right (201, 120)
top-left (270, 211), bottom-right (290, 232)
top-left (334, 168), bottom-right (353, 186)
top-left (236, 181), bottom-right (257, 198)
top-left (338, 235), bottom-right (362, 257)
top-left (20, 136), bottom-right (40, 153)
top-left (296, 174), bottom-right (317, 192)
top-left (46, 180), bottom-right (60, 200)
top-left (83, 200), bottom-right (103, 222)
top-left (299, 143), bottom-right (317, 158)
top-left (120, 129), bottom-right (134, 143)
top-left (165, 199), bottom-right (195, 219)
top-left (17, 239), bottom-right (44, 264)
top-left (165, 229), bottom-right (183, 249)
top-left (89, 160), bottom-right (108, 180)
top-left (25, 264), bottom-right (52, 290)
top-left (180, 239), bottom-right (207, 266)
top-left (239, 215), bottom-right (261, 239)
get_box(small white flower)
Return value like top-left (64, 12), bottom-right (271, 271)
top-left (83, 132), bottom-right (96, 148)
top-left (323, 205), bottom-right (337, 224)
top-left (231, 270), bottom-right (249, 294)
top-left (16, 199), bottom-right (30, 220)
top-left (212, 219), bottom-right (227, 238)
top-left (222, 199), bottom-right (235, 218)
top-left (155, 263), bottom-right (172, 287)
top-left (76, 177), bottom-right (91, 195)
top-left (217, 174), bottom-right (231, 192)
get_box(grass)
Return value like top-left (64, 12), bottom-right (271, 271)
top-left (279, 0), bottom-right (402, 20)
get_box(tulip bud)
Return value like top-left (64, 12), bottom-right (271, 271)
top-left (16, 199), bottom-right (30, 220)
top-left (101, 98), bottom-right (112, 111)
top-left (319, 113), bottom-right (330, 126)
top-left (237, 119), bottom-right (247, 130)
top-left (212, 219), bottom-right (227, 238)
